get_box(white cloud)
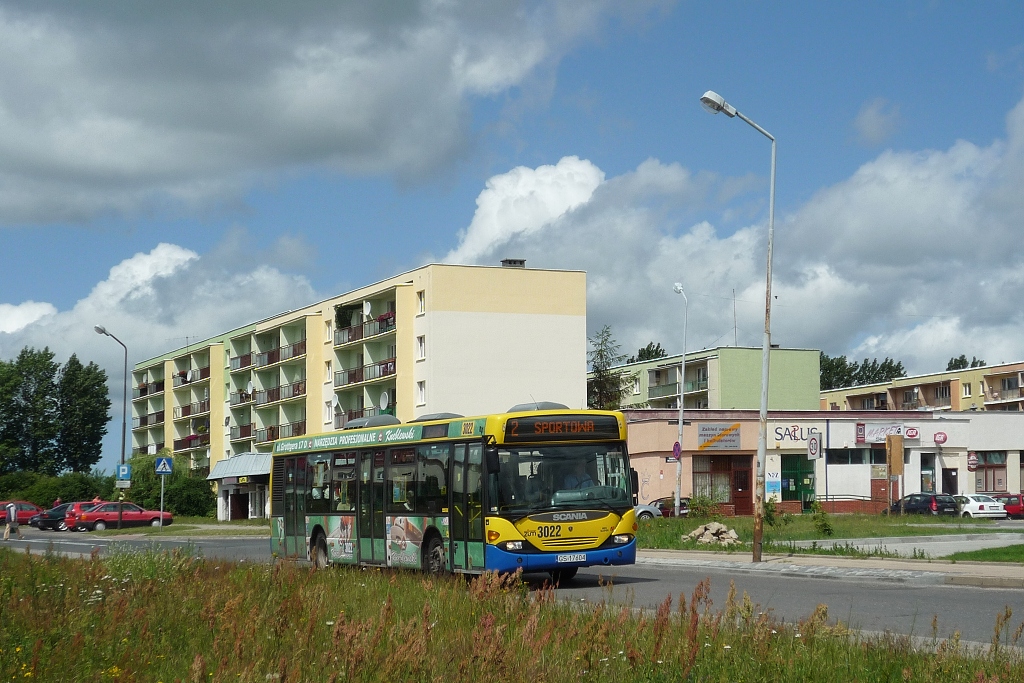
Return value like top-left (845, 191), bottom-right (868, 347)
top-left (0, 301), bottom-right (56, 333)
top-left (447, 91), bottom-right (1024, 374)
top-left (854, 97), bottom-right (901, 146)
top-left (0, 2), bottom-right (638, 225)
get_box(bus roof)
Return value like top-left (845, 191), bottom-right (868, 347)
top-left (271, 409), bottom-right (625, 456)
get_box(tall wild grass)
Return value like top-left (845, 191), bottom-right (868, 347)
top-left (1, 547), bottom-right (1022, 682)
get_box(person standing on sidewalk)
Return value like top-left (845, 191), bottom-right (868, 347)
top-left (4, 501), bottom-right (24, 541)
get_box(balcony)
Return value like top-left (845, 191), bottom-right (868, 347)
top-left (648, 382), bottom-right (679, 399)
top-left (255, 420), bottom-right (306, 444)
top-left (337, 405), bottom-right (395, 427)
top-left (132, 411), bottom-right (165, 429)
top-left (256, 339), bottom-right (306, 368)
top-left (230, 390), bottom-right (254, 406)
top-left (334, 358), bottom-right (396, 387)
top-left (173, 432), bottom-right (210, 452)
top-left (986, 387), bottom-right (1024, 402)
top-left (230, 353), bottom-right (253, 372)
top-left (131, 442), bottom-right (165, 456)
top-left (173, 399), bottom-right (211, 419)
top-left (230, 423), bottom-right (255, 441)
top-left (132, 380), bottom-right (165, 399)
top-left (685, 379), bottom-right (709, 392)
top-left (255, 380), bottom-right (306, 406)
top-left (334, 314), bottom-right (396, 347)
top-left (173, 366), bottom-right (210, 387)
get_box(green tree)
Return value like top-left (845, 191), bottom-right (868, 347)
top-left (820, 352), bottom-right (906, 390)
top-left (57, 354), bottom-right (111, 472)
top-left (587, 325), bottom-right (632, 410)
top-left (6, 347), bottom-right (61, 474)
top-left (626, 342), bottom-right (668, 364)
top-left (165, 477), bottom-right (216, 517)
top-left (946, 354), bottom-right (986, 371)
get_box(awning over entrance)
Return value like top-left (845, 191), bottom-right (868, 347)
top-left (207, 452), bottom-right (271, 481)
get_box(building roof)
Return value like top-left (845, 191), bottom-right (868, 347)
top-left (206, 452), bottom-right (271, 480)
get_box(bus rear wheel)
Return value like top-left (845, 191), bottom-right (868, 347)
top-left (312, 534), bottom-right (329, 569)
top-left (423, 535), bottom-right (446, 575)
top-left (549, 567), bottom-right (578, 585)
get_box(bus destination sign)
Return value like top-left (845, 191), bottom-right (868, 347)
top-left (504, 414), bottom-right (620, 442)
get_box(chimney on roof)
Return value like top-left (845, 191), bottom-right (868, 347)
top-left (500, 258), bottom-right (526, 268)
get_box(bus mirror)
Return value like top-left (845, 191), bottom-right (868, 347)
top-left (485, 447), bottom-right (500, 473)
top-left (630, 468), bottom-right (639, 506)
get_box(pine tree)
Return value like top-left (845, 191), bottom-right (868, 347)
top-left (587, 326), bottom-right (631, 410)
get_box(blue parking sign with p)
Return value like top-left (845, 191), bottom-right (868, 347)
top-left (117, 464), bottom-right (131, 480)
top-left (155, 457), bottom-right (173, 476)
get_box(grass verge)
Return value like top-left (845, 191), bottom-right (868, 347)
top-left (947, 544), bottom-right (1024, 563)
top-left (2, 547), bottom-right (1023, 681)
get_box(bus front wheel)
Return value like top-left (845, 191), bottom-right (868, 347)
top-left (423, 535), bottom-right (446, 575)
top-left (549, 567), bottom-right (578, 585)
top-left (312, 534), bottom-right (329, 569)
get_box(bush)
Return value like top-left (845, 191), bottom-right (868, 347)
top-left (165, 477), bottom-right (216, 517)
top-left (811, 500), bottom-right (834, 537)
top-left (689, 495), bottom-right (722, 521)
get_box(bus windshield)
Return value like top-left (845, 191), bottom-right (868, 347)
top-left (490, 443), bottom-right (630, 517)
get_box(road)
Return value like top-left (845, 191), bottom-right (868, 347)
top-left (6, 527), bottom-right (1022, 645)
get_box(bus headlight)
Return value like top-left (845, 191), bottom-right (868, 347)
top-left (502, 541), bottom-right (523, 551)
top-left (612, 535), bottom-right (632, 544)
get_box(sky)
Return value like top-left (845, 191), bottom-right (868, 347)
top-left (2, 1), bottom-right (1024, 472)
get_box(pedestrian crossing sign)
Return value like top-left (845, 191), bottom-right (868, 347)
top-left (155, 457), bottom-right (173, 475)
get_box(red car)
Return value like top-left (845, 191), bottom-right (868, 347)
top-left (1, 500), bottom-right (44, 525)
top-left (73, 502), bottom-right (173, 531)
top-left (992, 494), bottom-right (1024, 519)
top-left (651, 496), bottom-right (690, 517)
top-left (64, 501), bottom-right (106, 531)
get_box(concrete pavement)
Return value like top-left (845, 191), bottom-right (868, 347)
top-left (637, 547), bottom-right (1024, 589)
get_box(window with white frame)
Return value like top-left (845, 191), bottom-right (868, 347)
top-left (324, 360), bottom-right (332, 380)
top-left (632, 376), bottom-right (640, 395)
top-left (936, 384), bottom-right (951, 399)
top-left (962, 382), bottom-right (971, 397)
top-left (416, 381), bottom-right (426, 406)
top-left (323, 401), bottom-right (332, 424)
top-left (417, 290), bottom-right (425, 314)
top-left (416, 335), bottom-right (426, 360)
top-left (324, 320), bottom-right (332, 342)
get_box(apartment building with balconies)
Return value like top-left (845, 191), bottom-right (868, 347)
top-left (606, 346), bottom-right (820, 411)
top-left (820, 361), bottom-right (1024, 413)
top-left (131, 262), bottom-right (587, 479)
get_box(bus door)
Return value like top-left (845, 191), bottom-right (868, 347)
top-left (283, 456), bottom-right (306, 557)
top-left (449, 443), bottom-right (485, 571)
top-left (358, 449), bottom-right (387, 564)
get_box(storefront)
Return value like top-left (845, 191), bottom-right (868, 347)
top-left (207, 452), bottom-right (272, 520)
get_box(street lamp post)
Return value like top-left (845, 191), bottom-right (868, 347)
top-left (95, 325), bottom-right (128, 531)
top-left (672, 283), bottom-right (688, 518)
top-left (700, 90), bottom-right (776, 562)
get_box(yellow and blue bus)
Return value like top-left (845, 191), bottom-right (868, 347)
top-left (270, 406), bottom-right (637, 582)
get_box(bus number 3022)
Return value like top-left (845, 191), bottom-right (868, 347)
top-left (536, 525), bottom-right (562, 538)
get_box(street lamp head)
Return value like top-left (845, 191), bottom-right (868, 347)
top-left (673, 283), bottom-right (684, 295)
top-left (700, 90), bottom-right (737, 117)
top-left (94, 325), bottom-right (108, 336)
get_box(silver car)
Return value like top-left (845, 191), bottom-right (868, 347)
top-left (634, 503), bottom-right (662, 520)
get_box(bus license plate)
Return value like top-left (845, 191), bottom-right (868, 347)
top-left (556, 553), bottom-right (586, 563)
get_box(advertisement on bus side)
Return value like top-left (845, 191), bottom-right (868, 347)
top-left (386, 515), bottom-right (424, 567)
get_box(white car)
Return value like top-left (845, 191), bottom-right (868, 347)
top-left (954, 494), bottom-right (1007, 519)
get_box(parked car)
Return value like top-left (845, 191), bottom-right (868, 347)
top-left (73, 502), bottom-right (173, 531)
top-left (634, 502), bottom-right (662, 520)
top-left (991, 493), bottom-right (1024, 519)
top-left (64, 501), bottom-right (106, 531)
top-left (954, 494), bottom-right (1007, 519)
top-left (29, 502), bottom-right (74, 531)
top-left (885, 493), bottom-right (958, 516)
top-left (0, 500), bottom-right (44, 525)
top-left (651, 496), bottom-right (690, 517)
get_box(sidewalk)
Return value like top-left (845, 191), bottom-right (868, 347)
top-left (636, 548), bottom-right (1024, 589)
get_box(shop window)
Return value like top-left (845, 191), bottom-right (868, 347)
top-left (975, 451), bottom-right (1007, 492)
top-left (692, 455), bottom-right (730, 503)
top-left (870, 450), bottom-right (887, 465)
top-left (920, 453), bottom-right (935, 493)
top-left (826, 448), bottom-right (870, 465)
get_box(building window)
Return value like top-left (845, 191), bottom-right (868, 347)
top-left (323, 401), bottom-right (333, 424)
top-left (324, 320), bottom-right (332, 342)
top-left (417, 290), bottom-right (425, 314)
top-left (962, 382), bottom-right (971, 397)
top-left (861, 397), bottom-right (875, 410)
top-left (920, 453), bottom-right (935, 493)
top-left (825, 449), bottom-right (870, 465)
top-left (1001, 377), bottom-right (1019, 391)
top-left (416, 335), bottom-right (426, 360)
top-left (632, 376), bottom-right (640, 395)
top-left (416, 381), bottom-right (426, 406)
top-left (936, 384), bottom-right (951, 399)
top-left (324, 360), bottom-right (332, 379)
top-left (975, 451), bottom-right (1007, 492)
top-left (691, 455), bottom-right (730, 503)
